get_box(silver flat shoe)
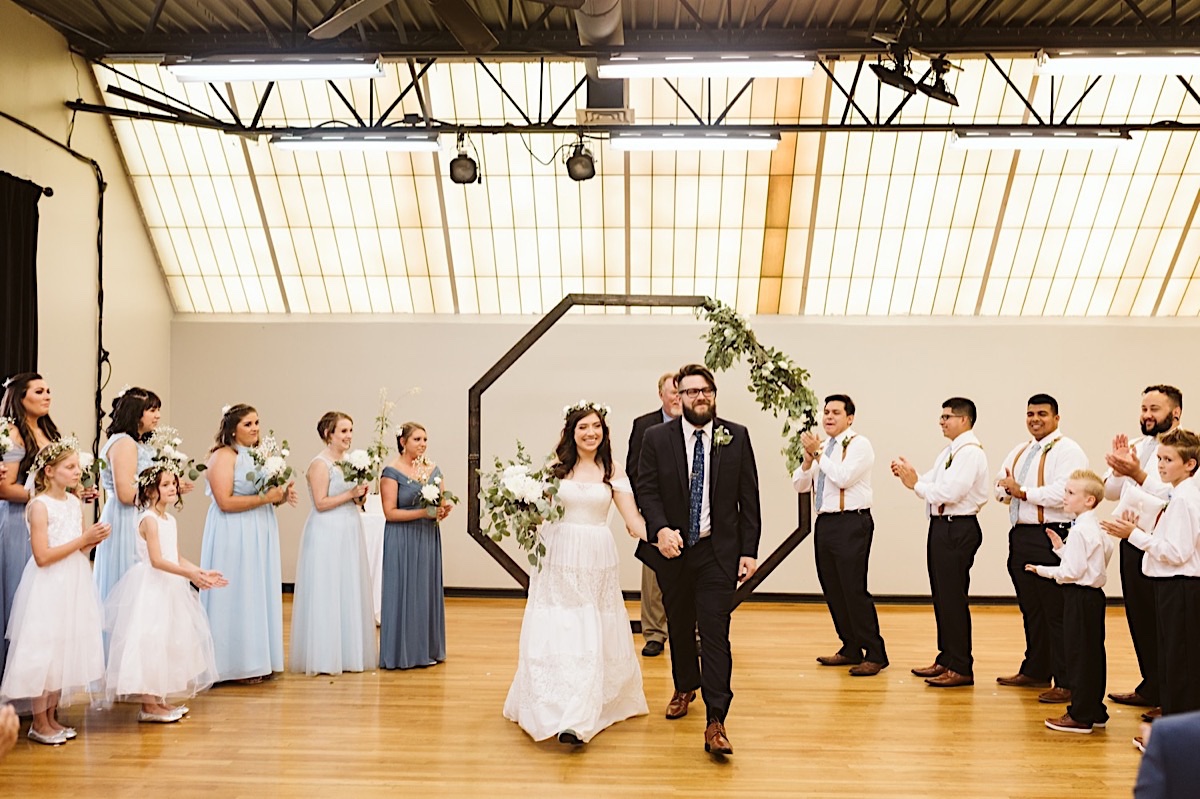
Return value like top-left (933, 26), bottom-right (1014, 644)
top-left (28, 727), bottom-right (68, 745)
top-left (138, 710), bottom-right (181, 724)
top-left (60, 726), bottom-right (77, 739)
top-left (172, 705), bottom-right (189, 717)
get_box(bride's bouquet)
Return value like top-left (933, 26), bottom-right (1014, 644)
top-left (147, 426), bottom-right (207, 480)
top-left (478, 441), bottom-right (563, 568)
top-left (246, 430), bottom-right (294, 494)
top-left (416, 462), bottom-right (460, 518)
top-left (0, 417), bottom-right (15, 457)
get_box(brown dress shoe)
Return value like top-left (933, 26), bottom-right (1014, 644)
top-left (817, 653), bottom-right (862, 667)
top-left (704, 720), bottom-right (733, 755)
top-left (666, 690), bottom-right (696, 720)
top-left (1109, 690), bottom-right (1155, 707)
top-left (996, 673), bottom-right (1051, 688)
top-left (1142, 707), bottom-right (1163, 723)
top-left (911, 663), bottom-right (947, 679)
top-left (849, 661), bottom-right (887, 677)
top-left (926, 669), bottom-right (974, 687)
top-left (1038, 687), bottom-right (1072, 703)
top-left (1044, 713), bottom-right (1093, 734)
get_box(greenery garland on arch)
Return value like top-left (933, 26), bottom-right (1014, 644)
top-left (697, 298), bottom-right (819, 472)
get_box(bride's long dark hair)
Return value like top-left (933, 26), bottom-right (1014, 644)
top-left (550, 407), bottom-right (613, 484)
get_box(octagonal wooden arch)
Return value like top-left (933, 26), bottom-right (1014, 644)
top-left (467, 293), bottom-right (813, 608)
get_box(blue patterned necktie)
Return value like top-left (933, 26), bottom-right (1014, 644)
top-left (687, 429), bottom-right (705, 547)
top-left (1009, 441), bottom-right (1043, 526)
top-left (814, 437), bottom-right (838, 512)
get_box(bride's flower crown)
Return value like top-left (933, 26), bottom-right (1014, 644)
top-left (32, 436), bottom-right (81, 473)
top-left (562, 400), bottom-right (611, 420)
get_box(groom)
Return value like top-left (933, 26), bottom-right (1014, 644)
top-left (635, 363), bottom-right (761, 756)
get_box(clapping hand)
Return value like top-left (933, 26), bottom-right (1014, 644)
top-left (800, 430), bottom-right (822, 457)
top-left (82, 521), bottom-right (111, 548)
top-left (1105, 434), bottom-right (1140, 477)
top-left (1100, 510), bottom-right (1140, 540)
top-left (656, 528), bottom-right (683, 559)
top-left (1044, 528), bottom-right (1064, 550)
top-left (890, 457), bottom-right (918, 489)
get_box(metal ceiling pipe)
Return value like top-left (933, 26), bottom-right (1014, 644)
top-left (573, 0), bottom-right (623, 47)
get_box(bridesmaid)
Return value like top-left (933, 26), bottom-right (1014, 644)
top-left (200, 404), bottom-right (297, 683)
top-left (379, 422), bottom-right (452, 670)
top-left (289, 411), bottom-right (376, 676)
top-left (0, 373), bottom-right (62, 682)
top-left (94, 387), bottom-right (158, 602)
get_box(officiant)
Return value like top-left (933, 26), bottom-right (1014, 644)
top-left (1102, 384), bottom-right (1184, 713)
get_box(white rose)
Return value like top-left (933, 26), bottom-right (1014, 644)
top-left (172, 437), bottom-right (182, 446)
top-left (264, 455), bottom-right (285, 476)
top-left (78, 453), bottom-right (95, 471)
top-left (502, 464), bottom-right (528, 481)
top-left (162, 444), bottom-right (176, 456)
top-left (281, 448), bottom-right (290, 458)
top-left (517, 476), bottom-right (545, 504)
top-left (173, 450), bottom-right (188, 461)
top-left (346, 449), bottom-right (371, 470)
top-left (420, 484), bottom-right (441, 503)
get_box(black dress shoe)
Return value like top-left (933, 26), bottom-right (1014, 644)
top-left (557, 730), bottom-right (584, 746)
top-left (642, 640), bottom-right (665, 657)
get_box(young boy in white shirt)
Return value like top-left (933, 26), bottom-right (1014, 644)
top-left (1104, 428), bottom-right (1200, 721)
top-left (1028, 469), bottom-right (1114, 733)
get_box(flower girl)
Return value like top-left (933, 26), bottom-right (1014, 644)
top-left (105, 465), bottom-right (224, 722)
top-left (0, 439), bottom-right (110, 745)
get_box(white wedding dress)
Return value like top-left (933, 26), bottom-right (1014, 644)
top-left (503, 477), bottom-right (648, 742)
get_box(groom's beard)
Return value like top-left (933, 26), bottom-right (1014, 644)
top-left (682, 401), bottom-right (716, 426)
top-left (1141, 415), bottom-right (1174, 437)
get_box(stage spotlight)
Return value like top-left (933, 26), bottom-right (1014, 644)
top-left (564, 140), bottom-right (595, 181)
top-left (449, 133), bottom-right (479, 184)
top-left (870, 45), bottom-right (916, 94)
top-left (917, 57), bottom-right (959, 106)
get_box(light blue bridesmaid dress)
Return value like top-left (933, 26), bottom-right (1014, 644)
top-left (93, 433), bottom-right (155, 602)
top-left (200, 445), bottom-right (284, 681)
top-left (0, 445), bottom-right (30, 683)
top-left (288, 455), bottom-right (376, 675)
top-left (379, 465), bottom-right (446, 670)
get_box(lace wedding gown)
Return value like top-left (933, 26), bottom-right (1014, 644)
top-left (503, 477), bottom-right (648, 742)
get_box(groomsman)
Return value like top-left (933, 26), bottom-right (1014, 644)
top-left (1104, 384), bottom-right (1183, 712)
top-left (792, 394), bottom-right (887, 676)
top-left (994, 394), bottom-right (1087, 702)
top-left (891, 397), bottom-right (990, 688)
top-left (627, 372), bottom-right (682, 657)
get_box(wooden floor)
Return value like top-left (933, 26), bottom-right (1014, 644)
top-left (3, 598), bottom-right (1146, 798)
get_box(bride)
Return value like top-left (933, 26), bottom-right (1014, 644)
top-left (503, 401), bottom-right (649, 745)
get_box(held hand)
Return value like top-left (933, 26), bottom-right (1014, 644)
top-left (997, 467), bottom-right (1020, 497)
top-left (77, 486), bottom-right (100, 504)
top-left (285, 482), bottom-right (299, 507)
top-left (1100, 517), bottom-right (1137, 540)
top-left (264, 485), bottom-right (286, 505)
top-left (1045, 529), bottom-right (1064, 550)
top-left (194, 569), bottom-right (228, 589)
top-left (437, 502), bottom-right (452, 521)
top-left (656, 528), bottom-right (683, 559)
top-left (179, 478), bottom-right (196, 495)
top-left (83, 522), bottom-right (111, 547)
top-left (738, 557), bottom-right (757, 582)
top-left (352, 483), bottom-right (369, 499)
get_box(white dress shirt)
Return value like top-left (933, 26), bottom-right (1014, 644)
top-left (682, 417), bottom-right (712, 538)
top-left (1032, 510), bottom-right (1114, 588)
top-left (914, 430), bottom-right (990, 517)
top-left (994, 430), bottom-right (1089, 525)
top-left (1105, 434), bottom-right (1171, 501)
top-left (791, 428), bottom-right (874, 513)
top-left (1128, 478), bottom-right (1200, 578)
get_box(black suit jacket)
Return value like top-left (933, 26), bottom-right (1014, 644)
top-left (626, 408), bottom-right (667, 504)
top-left (634, 416), bottom-right (761, 583)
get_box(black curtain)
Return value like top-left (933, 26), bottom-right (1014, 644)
top-left (0, 170), bottom-right (42, 378)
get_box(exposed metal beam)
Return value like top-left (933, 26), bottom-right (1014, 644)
top-left (987, 53), bottom-right (1045, 125)
top-left (250, 82), bottom-right (275, 128)
top-left (663, 78), bottom-right (706, 126)
top-left (1057, 76), bottom-right (1102, 125)
top-left (209, 83), bottom-right (242, 126)
top-left (143, 0), bottom-right (169, 36)
top-left (475, 58), bottom-right (532, 125)
top-left (374, 58), bottom-right (436, 126)
top-left (328, 79), bottom-right (366, 126)
top-left (544, 75), bottom-right (586, 125)
top-left (819, 59), bottom-right (872, 126)
top-left (1151, 186), bottom-right (1200, 315)
top-left (713, 79), bottom-right (755, 126)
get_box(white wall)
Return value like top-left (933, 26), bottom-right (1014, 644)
top-left (0, 1), bottom-right (171, 440)
top-left (169, 314), bottom-right (1200, 597)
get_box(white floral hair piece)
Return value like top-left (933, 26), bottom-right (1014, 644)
top-left (116, 384), bottom-right (131, 398)
top-left (32, 436), bottom-right (81, 473)
top-left (562, 400), bottom-right (612, 420)
top-left (1, 376), bottom-right (12, 389)
top-left (221, 404), bottom-right (232, 416)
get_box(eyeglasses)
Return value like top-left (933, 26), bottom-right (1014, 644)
top-left (681, 387), bottom-right (716, 399)
top-left (939, 414), bottom-right (965, 422)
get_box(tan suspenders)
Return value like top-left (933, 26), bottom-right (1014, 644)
top-left (1010, 441), bottom-right (1050, 524)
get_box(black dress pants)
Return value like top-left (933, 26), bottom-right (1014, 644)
top-left (927, 515), bottom-right (982, 675)
top-left (1121, 540), bottom-right (1161, 704)
top-left (1007, 522), bottom-right (1071, 686)
top-left (1063, 584), bottom-right (1108, 725)
top-left (815, 510), bottom-right (887, 664)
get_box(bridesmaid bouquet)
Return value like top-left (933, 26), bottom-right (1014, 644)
top-left (417, 470), bottom-right (460, 518)
top-left (246, 430), bottom-right (295, 494)
top-left (0, 417), bottom-right (14, 456)
top-left (478, 441), bottom-right (563, 568)
top-left (147, 426), bottom-right (207, 480)
top-left (335, 449), bottom-right (380, 505)
top-left (78, 451), bottom-right (106, 489)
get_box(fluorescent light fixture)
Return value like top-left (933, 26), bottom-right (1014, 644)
top-left (949, 128), bottom-right (1134, 151)
top-left (165, 55), bottom-right (385, 82)
top-left (1035, 52), bottom-right (1200, 76)
top-left (271, 129), bottom-right (441, 152)
top-left (596, 53), bottom-right (815, 79)
top-left (610, 130), bottom-right (780, 151)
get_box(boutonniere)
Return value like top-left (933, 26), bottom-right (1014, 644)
top-left (1041, 438), bottom-right (1059, 453)
top-left (840, 435), bottom-right (852, 453)
top-left (713, 426), bottom-right (733, 447)
top-left (944, 451), bottom-right (954, 470)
